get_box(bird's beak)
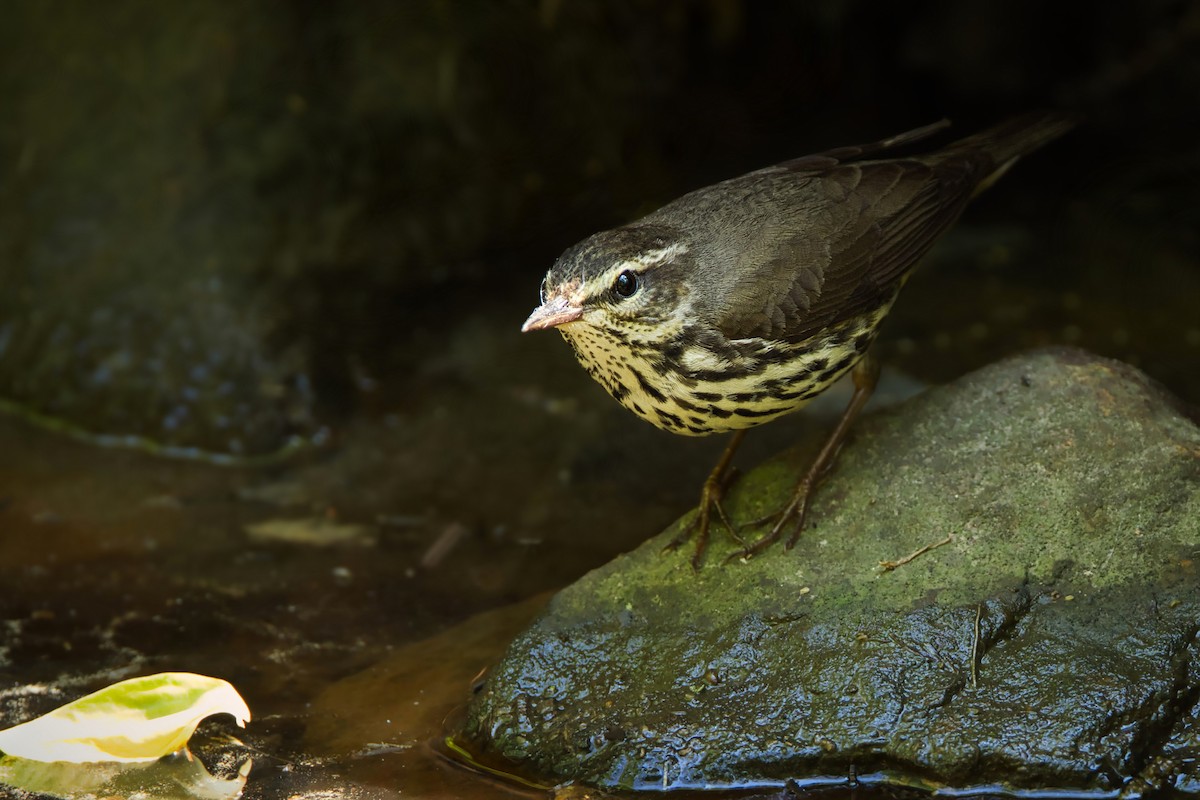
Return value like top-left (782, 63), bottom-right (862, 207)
top-left (522, 295), bottom-right (583, 332)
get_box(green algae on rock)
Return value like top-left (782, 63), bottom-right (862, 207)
top-left (460, 347), bottom-right (1200, 796)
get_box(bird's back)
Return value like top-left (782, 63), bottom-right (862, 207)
top-left (640, 113), bottom-right (1073, 344)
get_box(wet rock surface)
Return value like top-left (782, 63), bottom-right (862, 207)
top-left (462, 348), bottom-right (1200, 795)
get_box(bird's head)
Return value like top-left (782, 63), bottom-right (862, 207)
top-left (521, 224), bottom-right (693, 348)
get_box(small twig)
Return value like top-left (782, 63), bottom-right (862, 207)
top-left (421, 521), bottom-right (469, 569)
top-left (879, 533), bottom-right (954, 571)
top-left (970, 604), bottom-right (982, 689)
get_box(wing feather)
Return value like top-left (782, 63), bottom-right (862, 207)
top-left (714, 158), bottom-right (976, 342)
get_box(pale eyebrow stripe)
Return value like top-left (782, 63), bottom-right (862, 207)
top-left (596, 242), bottom-right (689, 286)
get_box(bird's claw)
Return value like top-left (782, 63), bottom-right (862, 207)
top-left (664, 471), bottom-right (744, 570)
top-left (722, 489), bottom-right (813, 564)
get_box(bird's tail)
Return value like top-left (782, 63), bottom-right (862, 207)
top-left (940, 112), bottom-right (1078, 197)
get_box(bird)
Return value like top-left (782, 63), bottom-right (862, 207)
top-left (522, 114), bottom-right (1073, 569)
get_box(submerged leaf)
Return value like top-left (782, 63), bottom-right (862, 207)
top-left (0, 673), bottom-right (251, 763)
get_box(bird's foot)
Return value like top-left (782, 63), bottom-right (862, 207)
top-left (664, 468), bottom-right (743, 570)
top-left (723, 479), bottom-right (814, 564)
top-left (723, 354), bottom-right (879, 564)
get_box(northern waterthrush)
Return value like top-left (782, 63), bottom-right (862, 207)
top-left (523, 115), bottom-right (1073, 568)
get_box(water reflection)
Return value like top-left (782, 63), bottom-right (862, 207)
top-left (0, 753), bottom-right (249, 800)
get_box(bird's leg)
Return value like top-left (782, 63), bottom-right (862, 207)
top-left (731, 354), bottom-right (880, 562)
top-left (665, 429), bottom-right (747, 570)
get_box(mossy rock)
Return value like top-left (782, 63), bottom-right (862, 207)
top-left (461, 347), bottom-right (1200, 796)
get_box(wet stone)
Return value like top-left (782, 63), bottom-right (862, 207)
top-left (460, 347), bottom-right (1200, 795)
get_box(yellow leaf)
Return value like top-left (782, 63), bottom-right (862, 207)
top-left (0, 673), bottom-right (251, 763)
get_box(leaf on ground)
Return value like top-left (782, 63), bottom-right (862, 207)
top-left (0, 673), bottom-right (250, 763)
top-left (245, 516), bottom-right (373, 546)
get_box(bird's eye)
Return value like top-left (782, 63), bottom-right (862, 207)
top-left (613, 270), bottom-right (640, 299)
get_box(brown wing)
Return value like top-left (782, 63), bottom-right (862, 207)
top-left (650, 115), bottom-right (1071, 344)
top-left (711, 114), bottom-right (1075, 342)
top-left (714, 158), bottom-right (977, 342)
